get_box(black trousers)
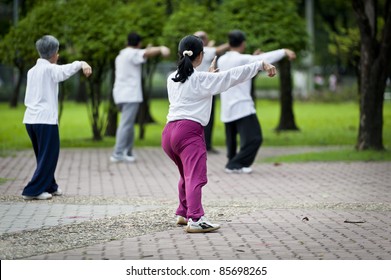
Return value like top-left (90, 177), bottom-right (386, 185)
top-left (224, 114), bottom-right (263, 169)
top-left (22, 124), bottom-right (60, 196)
top-left (204, 96), bottom-right (216, 150)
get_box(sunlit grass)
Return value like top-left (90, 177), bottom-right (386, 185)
top-left (1, 99), bottom-right (390, 162)
top-left (260, 148), bottom-right (391, 163)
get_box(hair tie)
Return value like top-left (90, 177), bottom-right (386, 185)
top-left (183, 50), bottom-right (193, 57)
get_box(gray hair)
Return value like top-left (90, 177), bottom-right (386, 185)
top-left (35, 35), bottom-right (59, 59)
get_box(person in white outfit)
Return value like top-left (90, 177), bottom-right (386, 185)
top-left (22, 35), bottom-right (92, 200)
top-left (111, 32), bottom-right (170, 163)
top-left (218, 30), bottom-right (296, 173)
top-left (162, 35), bottom-right (276, 233)
top-left (194, 31), bottom-right (229, 153)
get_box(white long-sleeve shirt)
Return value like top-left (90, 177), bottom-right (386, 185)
top-left (166, 61), bottom-right (264, 126)
top-left (218, 49), bottom-right (286, 123)
top-left (23, 58), bottom-right (83, 125)
top-left (112, 47), bottom-right (146, 104)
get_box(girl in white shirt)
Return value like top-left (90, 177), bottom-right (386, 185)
top-left (22, 35), bottom-right (92, 200)
top-left (162, 35), bottom-right (276, 233)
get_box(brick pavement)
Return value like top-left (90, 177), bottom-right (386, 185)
top-left (0, 147), bottom-right (390, 260)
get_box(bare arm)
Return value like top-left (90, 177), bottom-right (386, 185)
top-left (215, 43), bottom-right (230, 56)
top-left (143, 46), bottom-right (170, 58)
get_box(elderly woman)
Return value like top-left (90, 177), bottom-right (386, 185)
top-left (22, 35), bottom-right (92, 200)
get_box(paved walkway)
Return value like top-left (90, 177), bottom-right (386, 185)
top-left (0, 147), bottom-right (390, 260)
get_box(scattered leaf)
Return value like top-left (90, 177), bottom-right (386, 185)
top-left (344, 220), bottom-right (365, 224)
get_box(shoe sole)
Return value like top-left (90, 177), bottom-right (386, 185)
top-left (110, 158), bottom-right (135, 163)
top-left (185, 225), bottom-right (220, 233)
top-left (225, 168), bottom-right (252, 174)
top-left (22, 196), bottom-right (52, 200)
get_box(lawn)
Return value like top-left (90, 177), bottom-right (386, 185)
top-left (1, 99), bottom-right (390, 161)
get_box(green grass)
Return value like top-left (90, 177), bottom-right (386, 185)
top-left (260, 148), bottom-right (391, 163)
top-left (1, 99), bottom-right (390, 162)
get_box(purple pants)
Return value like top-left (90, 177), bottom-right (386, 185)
top-left (162, 120), bottom-right (207, 220)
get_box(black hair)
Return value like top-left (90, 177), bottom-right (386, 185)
top-left (127, 32), bottom-right (142, 47)
top-left (228, 30), bottom-right (246, 47)
top-left (172, 35), bottom-right (203, 83)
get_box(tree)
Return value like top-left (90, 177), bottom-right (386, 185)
top-left (162, 0), bottom-right (220, 55)
top-left (60, 0), bottom-right (126, 141)
top-left (0, 1), bottom-right (63, 107)
top-left (352, 0), bottom-right (391, 150)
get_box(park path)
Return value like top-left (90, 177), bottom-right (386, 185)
top-left (0, 147), bottom-right (390, 260)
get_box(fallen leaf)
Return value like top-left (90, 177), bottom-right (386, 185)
top-left (344, 220), bottom-right (366, 224)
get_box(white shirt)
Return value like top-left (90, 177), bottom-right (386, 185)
top-left (23, 59), bottom-right (83, 125)
top-left (166, 61), bottom-right (263, 126)
top-left (112, 47), bottom-right (146, 104)
top-left (196, 46), bottom-right (216, 72)
top-left (218, 49), bottom-right (286, 123)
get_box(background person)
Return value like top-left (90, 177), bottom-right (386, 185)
top-left (218, 30), bottom-right (296, 174)
top-left (111, 32), bottom-right (170, 163)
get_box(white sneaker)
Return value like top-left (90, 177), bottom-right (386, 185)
top-left (186, 216), bottom-right (220, 233)
top-left (52, 188), bottom-right (63, 196)
top-left (22, 192), bottom-right (52, 200)
top-left (224, 167), bottom-right (252, 174)
top-left (225, 168), bottom-right (240, 174)
top-left (241, 167), bottom-right (253, 174)
top-left (110, 155), bottom-right (136, 163)
top-left (176, 215), bottom-right (188, 226)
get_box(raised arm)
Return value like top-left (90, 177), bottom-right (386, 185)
top-left (143, 46), bottom-right (170, 58)
top-left (199, 60), bottom-right (276, 94)
top-left (251, 48), bottom-right (296, 64)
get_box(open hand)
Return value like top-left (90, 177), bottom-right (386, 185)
top-left (208, 56), bottom-right (219, 73)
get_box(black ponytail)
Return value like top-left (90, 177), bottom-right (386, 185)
top-left (172, 35), bottom-right (203, 83)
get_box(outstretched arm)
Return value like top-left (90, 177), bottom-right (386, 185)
top-left (215, 43), bottom-right (230, 56)
top-left (143, 46), bottom-right (170, 58)
top-left (253, 48), bottom-right (296, 64)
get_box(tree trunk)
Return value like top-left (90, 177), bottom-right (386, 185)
top-left (137, 60), bottom-right (157, 140)
top-left (105, 67), bottom-right (118, 137)
top-left (9, 66), bottom-right (24, 108)
top-left (76, 78), bottom-right (88, 103)
top-left (353, 0), bottom-right (391, 150)
top-left (275, 58), bottom-right (299, 131)
top-left (88, 77), bottom-right (103, 141)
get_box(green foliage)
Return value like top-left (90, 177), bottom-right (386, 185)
top-left (214, 0), bottom-right (307, 53)
top-left (328, 27), bottom-right (360, 68)
top-left (0, 1), bottom-right (63, 69)
top-left (162, 2), bottom-right (217, 59)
